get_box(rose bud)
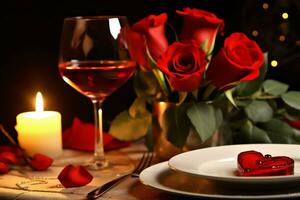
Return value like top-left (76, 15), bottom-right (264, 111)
top-left (125, 13), bottom-right (168, 71)
top-left (132, 13), bottom-right (168, 61)
top-left (29, 153), bottom-right (53, 171)
top-left (0, 162), bottom-right (9, 174)
top-left (177, 7), bottom-right (224, 53)
top-left (58, 164), bottom-right (93, 188)
top-left (206, 32), bottom-right (264, 90)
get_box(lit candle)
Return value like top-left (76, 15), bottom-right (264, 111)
top-left (15, 92), bottom-right (62, 158)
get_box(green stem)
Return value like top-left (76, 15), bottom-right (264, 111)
top-left (203, 84), bottom-right (216, 100)
top-left (236, 95), bottom-right (280, 100)
top-left (152, 69), bottom-right (169, 99)
top-left (144, 43), bottom-right (169, 99)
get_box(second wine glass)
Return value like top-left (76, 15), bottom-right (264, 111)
top-left (58, 16), bottom-right (136, 170)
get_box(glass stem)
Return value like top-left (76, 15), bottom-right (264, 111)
top-left (92, 100), bottom-right (105, 163)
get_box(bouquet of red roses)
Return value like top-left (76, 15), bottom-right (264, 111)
top-left (110, 8), bottom-right (300, 149)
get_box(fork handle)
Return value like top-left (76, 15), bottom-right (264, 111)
top-left (87, 174), bottom-right (130, 199)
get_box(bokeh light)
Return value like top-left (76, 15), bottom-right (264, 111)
top-left (271, 60), bottom-right (278, 67)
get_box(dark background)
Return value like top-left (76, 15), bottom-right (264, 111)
top-left (0, 0), bottom-right (299, 143)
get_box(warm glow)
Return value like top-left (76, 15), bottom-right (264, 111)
top-left (282, 12), bottom-right (289, 19)
top-left (271, 60), bottom-right (278, 67)
top-left (279, 35), bottom-right (286, 42)
top-left (262, 3), bottom-right (269, 10)
top-left (109, 18), bottom-right (121, 40)
top-left (35, 92), bottom-right (44, 112)
top-left (252, 30), bottom-right (259, 37)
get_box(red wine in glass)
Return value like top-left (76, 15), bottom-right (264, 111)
top-left (58, 16), bottom-right (135, 170)
top-left (59, 60), bottom-right (136, 101)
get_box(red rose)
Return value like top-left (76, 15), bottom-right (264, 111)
top-left (122, 27), bottom-right (149, 70)
top-left (29, 153), bottom-right (53, 171)
top-left (177, 7), bottom-right (224, 53)
top-left (157, 41), bottom-right (207, 91)
top-left (58, 164), bottom-right (93, 188)
top-left (206, 32), bottom-right (264, 89)
top-left (129, 13), bottom-right (168, 69)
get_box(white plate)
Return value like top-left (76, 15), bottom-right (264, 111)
top-left (140, 161), bottom-right (300, 199)
top-left (168, 144), bottom-right (300, 184)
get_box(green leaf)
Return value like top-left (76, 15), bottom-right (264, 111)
top-left (227, 109), bottom-right (248, 129)
top-left (263, 79), bottom-right (289, 96)
top-left (187, 102), bottom-right (220, 142)
top-left (109, 110), bottom-right (152, 141)
top-left (225, 89), bottom-right (238, 108)
top-left (178, 91), bottom-right (188, 105)
top-left (145, 45), bottom-right (169, 98)
top-left (164, 105), bottom-right (191, 148)
top-left (291, 128), bottom-right (300, 141)
top-left (129, 97), bottom-right (147, 118)
top-left (133, 69), bottom-right (162, 100)
top-left (261, 119), bottom-right (297, 143)
top-left (145, 126), bottom-right (154, 151)
top-left (285, 106), bottom-right (300, 120)
top-left (281, 91), bottom-right (300, 110)
top-left (240, 120), bottom-right (272, 143)
top-left (244, 100), bottom-right (273, 123)
top-left (236, 100), bottom-right (253, 107)
top-left (235, 52), bottom-right (268, 96)
top-left (214, 107), bottom-right (223, 128)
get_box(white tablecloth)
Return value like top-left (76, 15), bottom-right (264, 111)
top-left (0, 145), bottom-right (152, 200)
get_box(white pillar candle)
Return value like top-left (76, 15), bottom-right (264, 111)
top-left (15, 92), bottom-right (62, 158)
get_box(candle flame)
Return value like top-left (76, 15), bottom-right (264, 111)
top-left (36, 92), bottom-right (44, 112)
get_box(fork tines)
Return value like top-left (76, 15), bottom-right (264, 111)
top-left (132, 152), bottom-right (153, 177)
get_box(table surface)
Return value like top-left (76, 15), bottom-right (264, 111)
top-left (0, 144), bottom-right (186, 200)
top-left (2, 144), bottom-right (300, 200)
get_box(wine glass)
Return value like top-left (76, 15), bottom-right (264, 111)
top-left (58, 16), bottom-right (136, 170)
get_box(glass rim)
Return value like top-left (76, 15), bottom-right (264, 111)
top-left (63, 16), bottom-right (128, 21)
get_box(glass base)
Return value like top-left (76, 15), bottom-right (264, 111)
top-left (86, 158), bottom-right (109, 170)
top-left (55, 151), bottom-right (135, 176)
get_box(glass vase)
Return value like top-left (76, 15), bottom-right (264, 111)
top-left (152, 101), bottom-right (231, 161)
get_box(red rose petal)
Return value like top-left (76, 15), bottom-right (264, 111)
top-left (286, 120), bottom-right (300, 129)
top-left (29, 153), bottom-right (53, 171)
top-left (0, 162), bottom-right (9, 174)
top-left (122, 27), bottom-right (150, 70)
top-left (58, 164), bottom-right (93, 188)
top-left (63, 118), bottom-right (128, 152)
top-left (0, 145), bottom-right (23, 165)
top-left (0, 151), bottom-right (19, 165)
top-left (63, 118), bottom-right (114, 151)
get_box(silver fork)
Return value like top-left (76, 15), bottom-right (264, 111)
top-left (87, 152), bottom-right (153, 199)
